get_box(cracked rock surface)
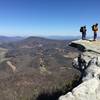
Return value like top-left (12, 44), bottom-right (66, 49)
top-left (59, 40), bottom-right (100, 100)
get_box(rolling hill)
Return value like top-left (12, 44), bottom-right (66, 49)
top-left (0, 36), bottom-right (81, 100)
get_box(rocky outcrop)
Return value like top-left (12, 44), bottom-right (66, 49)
top-left (59, 40), bottom-right (100, 100)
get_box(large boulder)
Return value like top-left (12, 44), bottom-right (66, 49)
top-left (59, 39), bottom-right (100, 100)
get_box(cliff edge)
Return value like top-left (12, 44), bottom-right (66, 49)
top-left (59, 39), bottom-right (100, 100)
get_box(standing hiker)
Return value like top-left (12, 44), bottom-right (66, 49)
top-left (92, 23), bottom-right (98, 41)
top-left (80, 26), bottom-right (87, 40)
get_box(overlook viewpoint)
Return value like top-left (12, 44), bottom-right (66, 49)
top-left (59, 39), bottom-right (100, 100)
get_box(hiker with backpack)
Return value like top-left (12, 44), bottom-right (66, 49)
top-left (92, 23), bottom-right (98, 41)
top-left (80, 26), bottom-right (87, 40)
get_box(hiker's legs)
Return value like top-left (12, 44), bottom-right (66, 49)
top-left (94, 32), bottom-right (97, 41)
top-left (82, 33), bottom-right (86, 40)
top-left (82, 33), bottom-right (84, 40)
top-left (84, 32), bottom-right (86, 39)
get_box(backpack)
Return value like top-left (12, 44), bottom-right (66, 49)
top-left (92, 25), bottom-right (95, 31)
top-left (80, 27), bottom-right (83, 32)
top-left (92, 25), bottom-right (98, 31)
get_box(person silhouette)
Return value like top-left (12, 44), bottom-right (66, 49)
top-left (80, 26), bottom-right (87, 40)
top-left (92, 23), bottom-right (98, 41)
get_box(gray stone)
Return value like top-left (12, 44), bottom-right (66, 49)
top-left (59, 39), bottom-right (100, 100)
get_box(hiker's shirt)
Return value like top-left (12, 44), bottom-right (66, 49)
top-left (93, 26), bottom-right (98, 32)
top-left (83, 28), bottom-right (87, 33)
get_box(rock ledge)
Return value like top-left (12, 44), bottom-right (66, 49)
top-left (59, 39), bottom-right (100, 100)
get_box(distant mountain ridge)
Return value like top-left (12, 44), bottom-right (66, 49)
top-left (0, 36), bottom-right (24, 43)
top-left (0, 35), bottom-right (99, 43)
top-left (45, 36), bottom-right (81, 40)
top-left (0, 36), bottom-right (69, 49)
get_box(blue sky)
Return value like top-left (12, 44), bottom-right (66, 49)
top-left (0, 0), bottom-right (100, 36)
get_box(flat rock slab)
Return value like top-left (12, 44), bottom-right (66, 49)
top-left (70, 39), bottom-right (100, 54)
